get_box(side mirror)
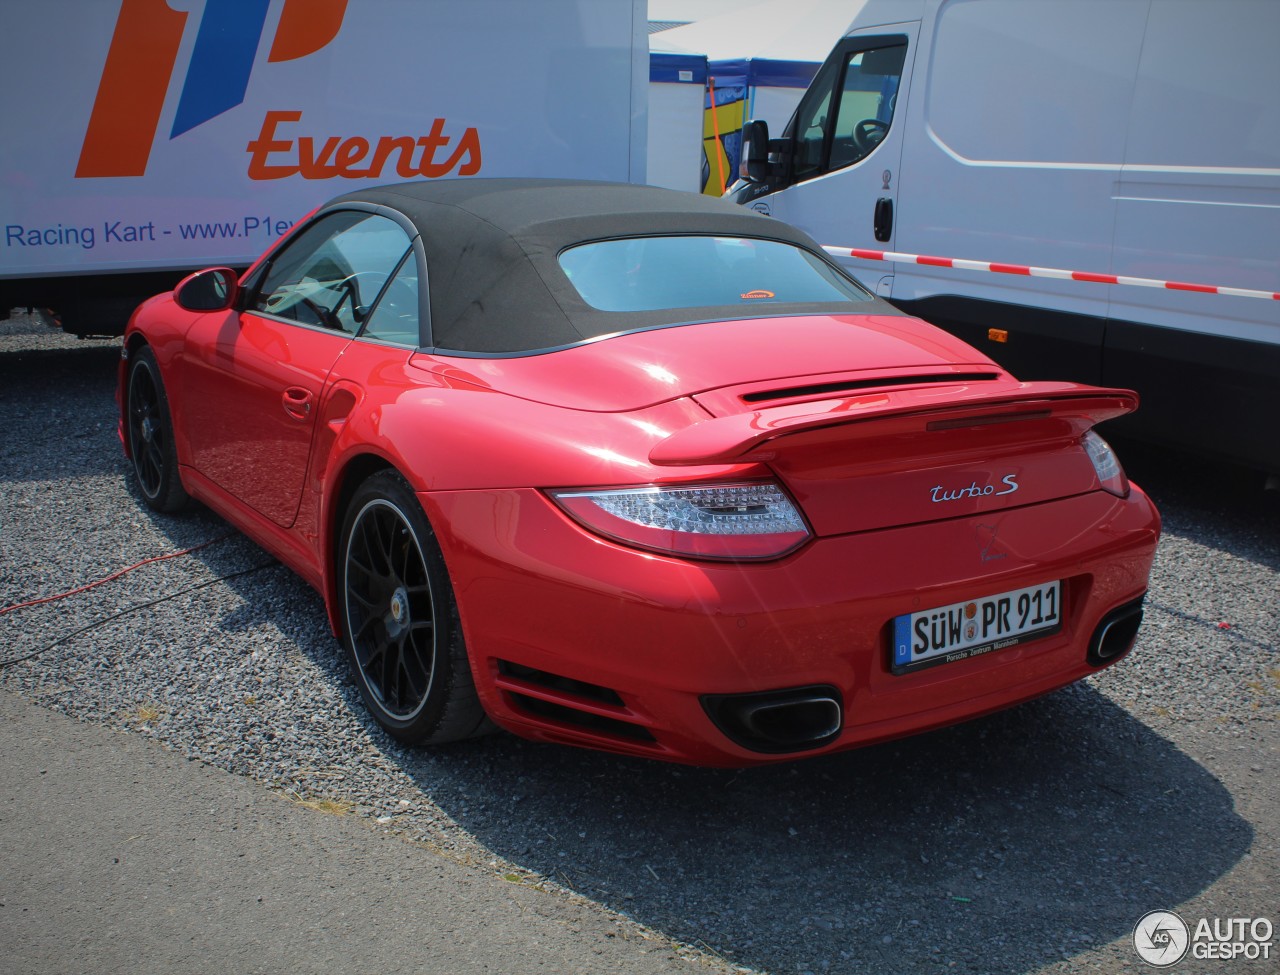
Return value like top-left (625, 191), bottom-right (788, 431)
top-left (175, 267), bottom-right (239, 312)
top-left (740, 119), bottom-right (771, 183)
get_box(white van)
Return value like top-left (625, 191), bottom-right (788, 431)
top-left (731, 0), bottom-right (1279, 473)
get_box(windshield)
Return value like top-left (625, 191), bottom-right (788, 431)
top-left (558, 236), bottom-right (872, 313)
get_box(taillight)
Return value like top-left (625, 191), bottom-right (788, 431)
top-left (549, 481), bottom-right (811, 561)
top-left (1083, 431), bottom-right (1130, 498)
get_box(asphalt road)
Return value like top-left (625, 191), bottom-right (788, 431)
top-left (1, 313), bottom-right (1276, 974)
top-left (0, 688), bottom-right (712, 975)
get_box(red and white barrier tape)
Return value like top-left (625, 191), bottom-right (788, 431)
top-left (823, 246), bottom-right (1280, 301)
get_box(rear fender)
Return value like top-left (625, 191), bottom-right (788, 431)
top-left (308, 381), bottom-right (745, 637)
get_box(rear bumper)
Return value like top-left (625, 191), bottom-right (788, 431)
top-left (423, 486), bottom-right (1160, 766)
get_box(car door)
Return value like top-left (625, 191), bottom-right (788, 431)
top-left (762, 26), bottom-right (918, 295)
top-left (180, 210), bottom-right (415, 528)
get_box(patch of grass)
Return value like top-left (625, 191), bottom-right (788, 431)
top-left (284, 789), bottom-right (356, 816)
top-left (299, 797), bottom-right (356, 816)
top-left (131, 703), bottom-right (163, 724)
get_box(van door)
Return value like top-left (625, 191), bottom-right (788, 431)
top-left (757, 25), bottom-right (919, 294)
top-left (885, 0), bottom-right (1147, 388)
top-left (1104, 0), bottom-right (1280, 471)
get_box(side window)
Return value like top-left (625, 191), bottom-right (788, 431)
top-left (252, 212), bottom-right (412, 333)
top-left (359, 250), bottom-right (421, 347)
top-left (790, 39), bottom-right (906, 182)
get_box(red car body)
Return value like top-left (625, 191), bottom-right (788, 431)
top-left (119, 179), bottom-right (1160, 766)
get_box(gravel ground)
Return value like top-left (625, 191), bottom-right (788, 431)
top-left (1, 309), bottom-right (1276, 974)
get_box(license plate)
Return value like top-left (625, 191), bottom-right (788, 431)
top-left (891, 580), bottom-right (1063, 674)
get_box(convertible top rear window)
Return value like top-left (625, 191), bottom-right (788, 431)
top-left (559, 236), bottom-right (871, 312)
top-left (325, 179), bottom-right (895, 356)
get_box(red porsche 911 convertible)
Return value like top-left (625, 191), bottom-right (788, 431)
top-left (120, 179), bottom-right (1160, 766)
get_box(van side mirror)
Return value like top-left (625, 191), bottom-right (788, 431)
top-left (740, 119), bottom-right (771, 183)
top-left (175, 267), bottom-right (239, 312)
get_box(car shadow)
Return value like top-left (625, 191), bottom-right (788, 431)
top-left (380, 680), bottom-right (1248, 975)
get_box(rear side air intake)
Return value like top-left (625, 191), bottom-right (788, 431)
top-left (495, 660), bottom-right (656, 743)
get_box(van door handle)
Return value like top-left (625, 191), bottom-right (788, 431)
top-left (874, 197), bottom-right (893, 242)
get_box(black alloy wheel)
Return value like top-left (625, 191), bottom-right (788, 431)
top-left (126, 346), bottom-right (189, 513)
top-left (339, 470), bottom-right (490, 744)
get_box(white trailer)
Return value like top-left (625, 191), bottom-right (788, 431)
top-left (648, 35), bottom-right (709, 194)
top-left (0, 0), bottom-right (648, 334)
top-left (732, 0), bottom-right (1279, 473)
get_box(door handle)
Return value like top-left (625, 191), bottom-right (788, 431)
top-left (874, 197), bottom-right (893, 242)
top-left (282, 386), bottom-right (312, 420)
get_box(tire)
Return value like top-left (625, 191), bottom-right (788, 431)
top-left (338, 469), bottom-right (490, 745)
top-left (125, 345), bottom-right (190, 513)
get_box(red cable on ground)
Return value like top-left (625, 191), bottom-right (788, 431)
top-left (0, 532), bottom-right (235, 616)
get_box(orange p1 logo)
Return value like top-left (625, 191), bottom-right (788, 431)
top-left (76, 0), bottom-right (349, 178)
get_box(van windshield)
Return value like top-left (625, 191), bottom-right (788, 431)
top-left (558, 236), bottom-right (872, 313)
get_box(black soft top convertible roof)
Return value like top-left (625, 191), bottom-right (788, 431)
top-left (326, 178), bottom-right (880, 355)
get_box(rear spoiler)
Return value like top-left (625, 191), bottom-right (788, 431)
top-left (650, 382), bottom-right (1138, 466)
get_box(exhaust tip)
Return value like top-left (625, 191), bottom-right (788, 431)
top-left (702, 685), bottom-right (843, 753)
top-left (1087, 596), bottom-right (1146, 667)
